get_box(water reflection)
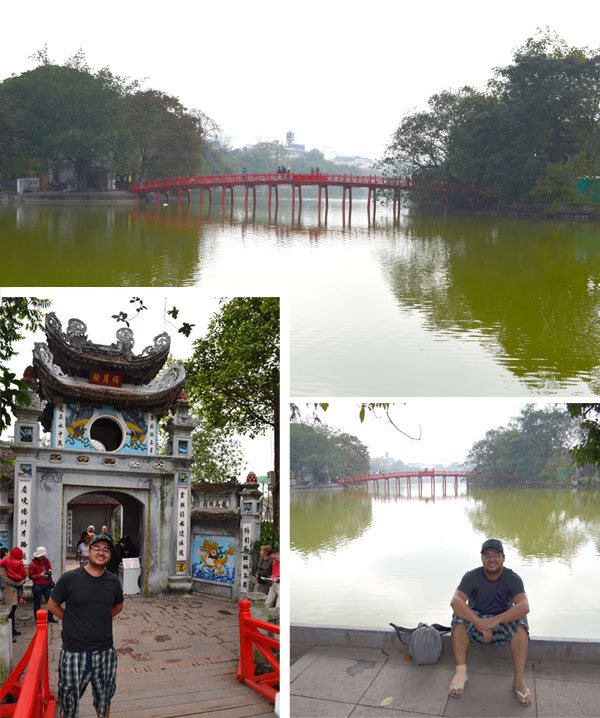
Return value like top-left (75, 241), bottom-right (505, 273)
top-left (1, 204), bottom-right (201, 286)
top-left (381, 216), bottom-right (600, 391)
top-left (290, 490), bottom-right (372, 555)
top-left (291, 486), bottom-right (600, 635)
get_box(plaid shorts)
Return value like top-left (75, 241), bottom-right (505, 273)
top-left (58, 647), bottom-right (117, 718)
top-left (451, 612), bottom-right (529, 645)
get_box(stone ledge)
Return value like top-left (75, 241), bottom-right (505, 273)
top-left (291, 623), bottom-right (600, 663)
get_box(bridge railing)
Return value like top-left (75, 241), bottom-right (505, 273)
top-left (130, 173), bottom-right (413, 193)
top-left (0, 611), bottom-right (57, 718)
top-left (236, 599), bottom-right (279, 704)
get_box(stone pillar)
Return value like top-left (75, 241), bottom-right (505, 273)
top-left (238, 471), bottom-right (263, 599)
top-left (166, 393), bottom-right (195, 593)
top-left (12, 378), bottom-right (43, 563)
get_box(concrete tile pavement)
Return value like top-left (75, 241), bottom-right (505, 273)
top-left (291, 643), bottom-right (600, 717)
top-left (10, 593), bottom-right (274, 717)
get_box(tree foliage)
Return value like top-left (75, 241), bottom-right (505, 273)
top-left (466, 404), bottom-right (576, 484)
top-left (190, 423), bottom-right (245, 484)
top-left (185, 297), bottom-right (279, 532)
top-left (0, 297), bottom-right (51, 432)
top-left (290, 422), bottom-right (370, 483)
top-left (567, 404), bottom-right (600, 469)
top-left (0, 51), bottom-right (219, 186)
top-left (383, 31), bottom-right (600, 206)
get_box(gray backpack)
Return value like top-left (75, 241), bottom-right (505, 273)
top-left (390, 622), bottom-right (449, 665)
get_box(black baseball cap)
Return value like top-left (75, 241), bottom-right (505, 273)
top-left (89, 533), bottom-right (113, 549)
top-left (481, 539), bottom-right (504, 554)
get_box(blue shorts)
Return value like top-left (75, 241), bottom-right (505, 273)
top-left (451, 612), bottom-right (529, 645)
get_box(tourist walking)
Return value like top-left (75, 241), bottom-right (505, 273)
top-left (254, 545), bottom-right (273, 595)
top-left (0, 546), bottom-right (27, 641)
top-left (28, 546), bottom-right (58, 624)
top-left (265, 550), bottom-right (280, 608)
top-left (49, 533), bottom-right (124, 718)
top-left (448, 538), bottom-right (533, 705)
top-left (77, 532), bottom-right (91, 567)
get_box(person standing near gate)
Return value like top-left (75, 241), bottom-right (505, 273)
top-left (48, 533), bottom-right (124, 718)
top-left (28, 546), bottom-right (58, 624)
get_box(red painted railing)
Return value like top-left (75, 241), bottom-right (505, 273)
top-left (130, 172), bottom-right (413, 194)
top-left (236, 599), bottom-right (279, 703)
top-left (339, 469), bottom-right (485, 486)
top-left (0, 611), bottom-right (57, 717)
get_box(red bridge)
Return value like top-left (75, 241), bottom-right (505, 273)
top-left (339, 469), bottom-right (485, 499)
top-left (130, 172), bottom-right (495, 222)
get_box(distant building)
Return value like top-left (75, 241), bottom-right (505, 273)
top-left (333, 155), bottom-right (374, 171)
top-left (285, 130), bottom-right (305, 155)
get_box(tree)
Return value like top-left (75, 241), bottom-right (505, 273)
top-left (126, 90), bottom-right (205, 179)
top-left (568, 404), bottom-right (600, 469)
top-left (190, 423), bottom-right (246, 484)
top-left (290, 422), bottom-right (370, 483)
top-left (467, 404), bottom-right (576, 484)
top-left (0, 55), bottom-right (137, 188)
top-left (0, 297), bottom-right (51, 433)
top-left (185, 298), bottom-right (279, 532)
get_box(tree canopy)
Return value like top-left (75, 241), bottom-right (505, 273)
top-left (290, 421), bottom-right (370, 483)
top-left (466, 404), bottom-right (576, 484)
top-left (0, 51), bottom-right (216, 187)
top-left (0, 297), bottom-right (51, 433)
top-left (383, 31), bottom-right (600, 207)
top-left (185, 297), bottom-right (279, 531)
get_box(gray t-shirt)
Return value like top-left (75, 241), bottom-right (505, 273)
top-left (457, 567), bottom-right (525, 616)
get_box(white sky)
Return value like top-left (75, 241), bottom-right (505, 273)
top-left (292, 399), bottom-right (568, 466)
top-left (0, 288), bottom-right (275, 480)
top-left (2, 1), bottom-right (599, 160)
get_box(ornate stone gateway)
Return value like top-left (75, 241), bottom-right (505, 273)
top-left (11, 313), bottom-right (194, 593)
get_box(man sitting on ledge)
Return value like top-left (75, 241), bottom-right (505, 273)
top-left (449, 538), bottom-right (533, 706)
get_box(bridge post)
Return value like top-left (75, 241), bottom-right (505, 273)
top-left (245, 185), bottom-right (249, 217)
top-left (177, 189), bottom-right (182, 209)
top-left (318, 186), bottom-right (322, 219)
top-left (348, 187), bottom-right (352, 224)
top-left (298, 186), bottom-right (302, 211)
top-left (407, 476), bottom-right (411, 498)
top-left (220, 186), bottom-right (226, 213)
top-left (372, 189), bottom-right (376, 222)
top-left (325, 185), bottom-right (329, 213)
top-left (291, 185), bottom-right (295, 224)
top-left (252, 185), bottom-right (256, 213)
top-left (342, 185), bottom-right (346, 219)
top-left (155, 190), bottom-right (160, 208)
top-left (268, 185), bottom-right (272, 218)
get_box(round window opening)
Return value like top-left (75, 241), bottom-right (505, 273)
top-left (89, 417), bottom-right (123, 452)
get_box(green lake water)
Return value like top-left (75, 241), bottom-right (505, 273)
top-left (290, 485), bottom-right (600, 639)
top-left (2, 197), bottom-right (600, 395)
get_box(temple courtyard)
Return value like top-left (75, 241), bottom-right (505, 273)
top-left (10, 593), bottom-right (273, 717)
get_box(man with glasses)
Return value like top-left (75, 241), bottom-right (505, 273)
top-left (49, 533), bottom-right (124, 718)
top-left (448, 539), bottom-right (532, 705)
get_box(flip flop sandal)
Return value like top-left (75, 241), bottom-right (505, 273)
top-left (514, 688), bottom-right (533, 705)
top-left (448, 671), bottom-right (468, 698)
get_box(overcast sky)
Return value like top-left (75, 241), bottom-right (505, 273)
top-left (292, 399), bottom-right (567, 466)
top-left (2, 1), bottom-right (598, 160)
top-left (1, 288), bottom-right (274, 479)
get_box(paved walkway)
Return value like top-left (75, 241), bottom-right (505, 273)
top-left (291, 642), bottom-right (600, 717)
top-left (10, 594), bottom-right (274, 717)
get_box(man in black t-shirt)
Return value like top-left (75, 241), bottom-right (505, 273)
top-left (448, 539), bottom-right (533, 706)
top-left (49, 533), bottom-right (124, 718)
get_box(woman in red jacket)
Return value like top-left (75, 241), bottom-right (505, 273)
top-left (0, 546), bottom-right (27, 640)
top-left (28, 546), bottom-right (58, 624)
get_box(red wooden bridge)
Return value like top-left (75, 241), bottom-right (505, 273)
top-left (129, 172), bottom-right (495, 222)
top-left (339, 469), bottom-right (487, 499)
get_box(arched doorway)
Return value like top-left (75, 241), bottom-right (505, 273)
top-left (63, 487), bottom-right (148, 593)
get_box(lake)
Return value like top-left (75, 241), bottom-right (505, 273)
top-left (290, 484), bottom-right (600, 640)
top-left (2, 195), bottom-right (600, 395)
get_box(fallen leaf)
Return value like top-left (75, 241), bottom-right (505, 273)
top-left (380, 697), bottom-right (394, 706)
